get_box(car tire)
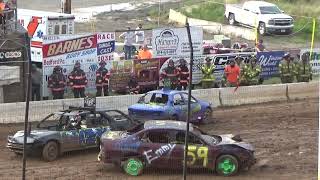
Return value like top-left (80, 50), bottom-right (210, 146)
top-left (258, 22), bottom-right (266, 35)
top-left (170, 115), bottom-right (179, 121)
top-left (202, 108), bottom-right (213, 124)
top-left (228, 13), bottom-right (236, 25)
top-left (216, 154), bottom-right (239, 176)
top-left (42, 141), bottom-right (59, 162)
top-left (122, 158), bottom-right (144, 176)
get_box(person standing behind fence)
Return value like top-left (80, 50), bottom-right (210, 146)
top-left (255, 39), bottom-right (267, 52)
top-left (161, 59), bottom-right (178, 90)
top-left (127, 73), bottom-right (140, 94)
top-left (96, 60), bottom-right (110, 97)
top-left (31, 64), bottom-right (41, 101)
top-left (48, 66), bottom-right (66, 99)
top-left (296, 52), bottom-right (312, 82)
top-left (137, 44), bottom-right (152, 59)
top-left (201, 57), bottom-right (215, 89)
top-left (177, 58), bottom-right (189, 91)
top-left (68, 61), bottom-right (87, 98)
top-left (119, 27), bottom-right (135, 60)
top-left (246, 57), bottom-right (262, 85)
top-left (224, 59), bottom-right (240, 87)
top-left (279, 53), bottom-right (296, 83)
top-left (135, 24), bottom-right (145, 45)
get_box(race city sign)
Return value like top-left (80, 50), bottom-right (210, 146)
top-left (152, 27), bottom-right (203, 58)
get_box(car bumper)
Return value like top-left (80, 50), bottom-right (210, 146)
top-left (7, 136), bottom-right (42, 155)
top-left (266, 25), bottom-right (293, 34)
top-left (241, 151), bottom-right (256, 169)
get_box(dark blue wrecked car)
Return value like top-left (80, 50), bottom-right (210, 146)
top-left (7, 106), bottom-right (139, 161)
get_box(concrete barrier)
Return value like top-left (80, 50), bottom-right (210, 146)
top-left (0, 82), bottom-right (318, 123)
top-left (169, 9), bottom-right (256, 40)
top-left (220, 84), bottom-right (288, 106)
top-left (287, 82), bottom-right (319, 100)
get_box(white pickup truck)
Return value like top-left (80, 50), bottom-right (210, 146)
top-left (225, 1), bottom-right (294, 35)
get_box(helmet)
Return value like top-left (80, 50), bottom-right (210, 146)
top-left (179, 58), bottom-right (186, 64)
top-left (99, 60), bottom-right (106, 66)
top-left (74, 61), bottom-right (81, 68)
top-left (283, 52), bottom-right (290, 59)
top-left (53, 66), bottom-right (62, 73)
top-left (168, 59), bottom-right (174, 65)
top-left (205, 57), bottom-right (212, 62)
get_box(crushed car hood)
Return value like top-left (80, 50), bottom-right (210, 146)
top-left (11, 130), bottom-right (57, 144)
top-left (218, 134), bottom-right (254, 151)
top-left (101, 131), bottom-right (129, 140)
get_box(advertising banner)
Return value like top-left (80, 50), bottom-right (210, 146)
top-left (257, 51), bottom-right (284, 79)
top-left (109, 60), bottom-right (133, 93)
top-left (133, 58), bottom-right (162, 91)
top-left (152, 27), bottom-right (203, 58)
top-left (300, 48), bottom-right (320, 75)
top-left (42, 33), bottom-right (115, 98)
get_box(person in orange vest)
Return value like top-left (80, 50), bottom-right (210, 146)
top-left (224, 59), bottom-right (240, 87)
top-left (48, 66), bottom-right (66, 99)
top-left (96, 60), bottom-right (110, 97)
top-left (137, 44), bottom-right (152, 60)
top-left (68, 61), bottom-right (88, 98)
top-left (161, 59), bottom-right (179, 90)
top-left (177, 58), bottom-right (189, 90)
top-left (0, 0), bottom-right (9, 24)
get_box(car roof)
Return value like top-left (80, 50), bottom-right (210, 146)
top-left (245, 1), bottom-right (275, 7)
top-left (54, 110), bottom-right (90, 116)
top-left (147, 89), bottom-right (184, 95)
top-left (144, 120), bottom-right (194, 131)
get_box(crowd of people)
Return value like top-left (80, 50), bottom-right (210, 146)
top-left (160, 52), bottom-right (313, 91)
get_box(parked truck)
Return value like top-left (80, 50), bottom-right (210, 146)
top-left (225, 1), bottom-right (294, 35)
top-left (17, 9), bottom-right (75, 62)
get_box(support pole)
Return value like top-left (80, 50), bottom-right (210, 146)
top-left (183, 21), bottom-right (194, 180)
top-left (309, 18), bottom-right (316, 60)
top-left (22, 34), bottom-right (32, 180)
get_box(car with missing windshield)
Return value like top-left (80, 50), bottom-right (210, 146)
top-left (128, 89), bottom-right (213, 124)
top-left (98, 120), bottom-right (256, 176)
top-left (7, 106), bottom-right (140, 161)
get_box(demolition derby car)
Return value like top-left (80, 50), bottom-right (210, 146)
top-left (98, 120), bottom-right (256, 176)
top-left (7, 106), bottom-right (139, 161)
top-left (128, 90), bottom-right (213, 123)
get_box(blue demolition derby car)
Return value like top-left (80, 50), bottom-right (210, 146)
top-left (128, 89), bottom-right (213, 123)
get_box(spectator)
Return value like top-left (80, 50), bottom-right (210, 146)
top-left (135, 23), bottom-right (145, 45)
top-left (31, 64), bottom-right (41, 101)
top-left (119, 27), bottom-right (135, 60)
top-left (255, 39), bottom-right (267, 52)
top-left (138, 44), bottom-right (152, 59)
top-left (224, 59), bottom-right (240, 87)
top-left (0, 0), bottom-right (9, 25)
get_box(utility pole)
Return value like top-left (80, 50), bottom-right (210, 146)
top-left (62, 0), bottom-right (72, 14)
top-left (158, 0), bottom-right (161, 27)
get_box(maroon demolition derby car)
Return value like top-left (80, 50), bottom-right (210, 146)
top-left (98, 120), bottom-right (256, 176)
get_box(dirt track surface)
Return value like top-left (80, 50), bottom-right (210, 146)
top-left (0, 99), bottom-right (318, 180)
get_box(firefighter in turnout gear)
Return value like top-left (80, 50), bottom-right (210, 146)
top-left (279, 53), bottom-right (296, 83)
top-left (127, 73), bottom-right (140, 94)
top-left (48, 66), bottom-right (66, 99)
top-left (161, 59), bottom-right (178, 90)
top-left (201, 57), bottom-right (216, 89)
top-left (68, 61), bottom-right (88, 98)
top-left (96, 60), bottom-right (110, 96)
top-left (246, 56), bottom-right (262, 85)
top-left (296, 52), bottom-right (312, 82)
top-left (177, 58), bottom-right (189, 90)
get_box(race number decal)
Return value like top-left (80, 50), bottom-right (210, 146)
top-left (186, 146), bottom-right (208, 167)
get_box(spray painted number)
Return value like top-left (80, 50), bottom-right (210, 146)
top-left (186, 146), bottom-right (208, 167)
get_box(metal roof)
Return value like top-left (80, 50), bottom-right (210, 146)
top-left (144, 120), bottom-right (193, 131)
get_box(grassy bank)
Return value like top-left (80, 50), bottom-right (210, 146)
top-left (178, 0), bottom-right (319, 40)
